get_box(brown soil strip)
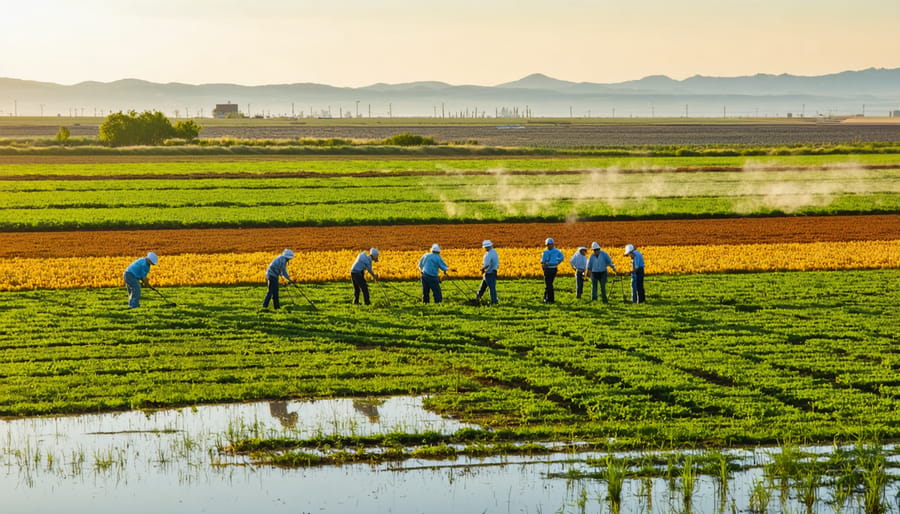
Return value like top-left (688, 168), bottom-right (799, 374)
top-left (1, 215), bottom-right (896, 258)
top-left (1, 164), bottom-right (897, 181)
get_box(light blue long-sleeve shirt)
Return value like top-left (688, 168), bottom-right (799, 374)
top-left (587, 251), bottom-right (615, 273)
top-left (482, 248), bottom-right (499, 273)
top-left (125, 258), bottom-right (151, 280)
top-left (418, 252), bottom-right (448, 277)
top-left (541, 247), bottom-right (564, 268)
top-left (266, 255), bottom-right (292, 281)
top-left (569, 252), bottom-right (587, 271)
top-left (630, 250), bottom-right (645, 269)
top-left (350, 252), bottom-right (375, 276)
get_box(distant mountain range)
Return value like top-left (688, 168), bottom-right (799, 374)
top-left (1, 68), bottom-right (898, 118)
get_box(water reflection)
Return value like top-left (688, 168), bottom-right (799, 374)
top-left (267, 401), bottom-right (298, 428)
top-left (351, 398), bottom-right (382, 423)
top-left (1, 397), bottom-right (898, 514)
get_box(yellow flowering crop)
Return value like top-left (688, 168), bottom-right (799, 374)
top-left (0, 241), bottom-right (897, 291)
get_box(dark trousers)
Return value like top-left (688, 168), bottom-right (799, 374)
top-left (591, 271), bottom-right (609, 302)
top-left (476, 271), bottom-right (498, 304)
top-left (631, 268), bottom-right (645, 303)
top-left (351, 272), bottom-right (370, 305)
top-left (542, 267), bottom-right (558, 303)
top-left (263, 278), bottom-right (280, 309)
top-left (421, 274), bottom-right (442, 303)
top-left (574, 270), bottom-right (585, 298)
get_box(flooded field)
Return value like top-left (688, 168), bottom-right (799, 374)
top-left (2, 397), bottom-right (898, 513)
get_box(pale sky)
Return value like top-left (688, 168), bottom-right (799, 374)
top-left (3, 0), bottom-right (899, 87)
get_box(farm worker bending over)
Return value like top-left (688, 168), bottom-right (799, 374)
top-left (262, 249), bottom-right (294, 310)
top-left (350, 248), bottom-right (380, 305)
top-left (418, 243), bottom-right (450, 303)
top-left (123, 252), bottom-right (158, 309)
top-left (586, 242), bottom-right (617, 303)
top-left (475, 240), bottom-right (499, 304)
top-left (569, 246), bottom-right (588, 299)
top-left (624, 244), bottom-right (646, 304)
top-left (540, 238), bottom-right (565, 303)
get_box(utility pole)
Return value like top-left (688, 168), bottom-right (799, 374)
top-left (40, 104), bottom-right (44, 117)
top-left (355, 100), bottom-right (360, 118)
top-left (389, 103), bottom-right (392, 118)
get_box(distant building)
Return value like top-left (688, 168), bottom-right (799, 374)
top-left (891, 110), bottom-right (900, 118)
top-left (212, 103), bottom-right (239, 119)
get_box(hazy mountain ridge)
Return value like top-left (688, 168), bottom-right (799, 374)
top-left (0, 68), bottom-right (897, 118)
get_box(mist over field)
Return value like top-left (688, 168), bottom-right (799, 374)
top-left (453, 164), bottom-right (900, 219)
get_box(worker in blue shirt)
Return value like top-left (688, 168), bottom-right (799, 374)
top-left (624, 244), bottom-right (646, 303)
top-left (475, 240), bottom-right (499, 304)
top-left (540, 238), bottom-right (564, 303)
top-left (350, 248), bottom-right (380, 305)
top-left (586, 242), bottom-right (617, 303)
top-left (418, 243), bottom-right (450, 303)
top-left (262, 249), bottom-right (294, 310)
top-left (124, 252), bottom-right (158, 308)
top-left (569, 246), bottom-right (588, 299)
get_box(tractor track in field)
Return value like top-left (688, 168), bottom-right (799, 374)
top-left (0, 214), bottom-right (896, 258)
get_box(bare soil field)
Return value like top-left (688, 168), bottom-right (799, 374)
top-left (3, 122), bottom-right (900, 147)
top-left (2, 215), bottom-right (895, 258)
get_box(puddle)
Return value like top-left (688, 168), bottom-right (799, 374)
top-left (2, 397), bottom-right (899, 513)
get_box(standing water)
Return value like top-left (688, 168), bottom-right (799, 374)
top-left (2, 396), bottom-right (898, 513)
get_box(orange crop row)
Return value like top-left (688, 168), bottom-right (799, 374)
top-left (1, 241), bottom-right (897, 291)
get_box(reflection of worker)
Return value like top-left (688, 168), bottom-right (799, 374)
top-left (352, 399), bottom-right (381, 423)
top-left (569, 247), bottom-right (588, 299)
top-left (124, 252), bottom-right (158, 309)
top-left (586, 242), bottom-right (617, 303)
top-left (268, 401), bottom-right (299, 428)
top-left (262, 249), bottom-right (294, 310)
top-left (350, 248), bottom-right (380, 305)
top-left (624, 244), bottom-right (646, 304)
top-left (540, 238), bottom-right (564, 303)
top-left (418, 244), bottom-right (450, 303)
top-left (475, 240), bottom-right (499, 304)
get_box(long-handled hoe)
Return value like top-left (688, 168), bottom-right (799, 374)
top-left (372, 280), bottom-right (392, 308)
top-left (381, 280), bottom-right (418, 301)
top-left (447, 276), bottom-right (482, 306)
top-left (145, 284), bottom-right (177, 307)
top-left (614, 272), bottom-right (630, 304)
top-left (289, 281), bottom-right (318, 311)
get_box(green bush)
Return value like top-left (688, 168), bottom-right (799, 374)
top-left (98, 111), bottom-right (202, 147)
top-left (382, 133), bottom-right (437, 146)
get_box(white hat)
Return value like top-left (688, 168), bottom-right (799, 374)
top-left (545, 238), bottom-right (555, 245)
top-left (146, 252), bottom-right (159, 265)
top-left (370, 248), bottom-right (379, 258)
top-left (577, 246), bottom-right (587, 252)
top-left (283, 249), bottom-right (295, 259)
top-left (591, 242), bottom-right (601, 250)
top-left (482, 240), bottom-right (493, 248)
top-left (624, 244), bottom-right (635, 255)
top-left (431, 243), bottom-right (441, 252)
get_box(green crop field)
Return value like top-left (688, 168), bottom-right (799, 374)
top-left (0, 270), bottom-right (898, 447)
top-left (1, 158), bottom-right (897, 230)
